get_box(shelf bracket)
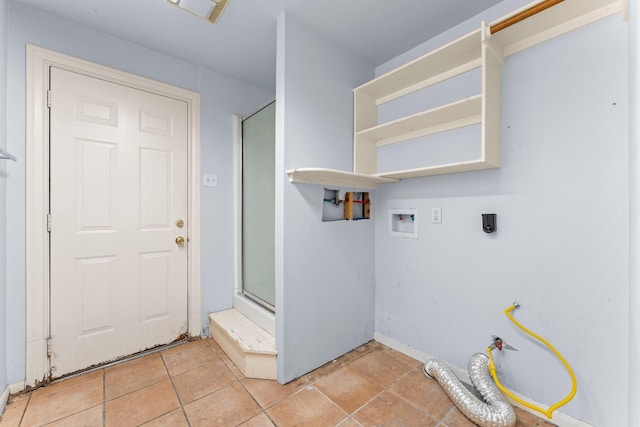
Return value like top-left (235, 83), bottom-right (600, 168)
top-left (0, 147), bottom-right (16, 162)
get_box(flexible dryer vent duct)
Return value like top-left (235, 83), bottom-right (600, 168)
top-left (424, 353), bottom-right (516, 427)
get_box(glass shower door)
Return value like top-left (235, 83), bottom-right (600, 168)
top-left (242, 102), bottom-right (275, 310)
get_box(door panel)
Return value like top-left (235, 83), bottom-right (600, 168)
top-left (140, 251), bottom-right (172, 321)
top-left (49, 67), bottom-right (189, 377)
top-left (77, 255), bottom-right (117, 336)
top-left (75, 139), bottom-right (117, 231)
top-left (140, 149), bottom-right (172, 228)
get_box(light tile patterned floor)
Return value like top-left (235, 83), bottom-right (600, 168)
top-left (0, 339), bottom-right (556, 426)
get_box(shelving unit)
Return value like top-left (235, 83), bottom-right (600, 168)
top-left (286, 0), bottom-right (627, 189)
top-left (352, 21), bottom-right (501, 179)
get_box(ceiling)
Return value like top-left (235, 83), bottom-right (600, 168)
top-left (11, 0), bottom-right (502, 91)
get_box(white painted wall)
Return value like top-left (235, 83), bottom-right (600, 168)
top-left (275, 13), bottom-right (375, 383)
top-left (374, 3), bottom-right (629, 426)
top-left (0, 0), bottom-right (9, 402)
top-left (5, 1), bottom-right (272, 385)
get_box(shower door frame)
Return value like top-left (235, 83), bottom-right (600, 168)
top-left (232, 100), bottom-right (276, 335)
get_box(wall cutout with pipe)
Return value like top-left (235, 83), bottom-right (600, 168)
top-left (322, 189), bottom-right (343, 222)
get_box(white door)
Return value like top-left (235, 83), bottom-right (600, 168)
top-left (49, 67), bottom-right (189, 377)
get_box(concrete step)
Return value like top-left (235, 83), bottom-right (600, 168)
top-left (209, 308), bottom-right (277, 380)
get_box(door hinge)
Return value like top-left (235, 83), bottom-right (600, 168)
top-left (46, 337), bottom-right (52, 359)
top-left (47, 90), bottom-right (52, 108)
top-left (47, 214), bottom-right (51, 232)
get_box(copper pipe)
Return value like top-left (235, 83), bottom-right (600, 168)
top-left (490, 0), bottom-right (565, 34)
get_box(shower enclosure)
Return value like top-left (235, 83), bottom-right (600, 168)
top-left (241, 101), bottom-right (276, 310)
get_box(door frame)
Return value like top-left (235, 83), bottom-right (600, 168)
top-left (25, 45), bottom-right (202, 386)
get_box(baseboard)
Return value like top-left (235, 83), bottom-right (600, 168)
top-left (8, 381), bottom-right (25, 394)
top-left (373, 332), bottom-right (472, 383)
top-left (0, 385), bottom-right (9, 416)
top-left (373, 332), bottom-right (591, 427)
top-left (507, 395), bottom-right (592, 427)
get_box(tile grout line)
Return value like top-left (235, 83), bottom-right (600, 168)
top-left (234, 379), bottom-right (277, 426)
top-left (102, 358), bottom-right (168, 404)
top-left (159, 345), bottom-right (194, 427)
top-left (348, 350), bottom-right (440, 425)
top-left (23, 378), bottom-right (105, 426)
top-left (346, 351), bottom-right (422, 416)
top-left (311, 347), bottom-right (390, 425)
top-left (383, 365), bottom-right (444, 420)
top-left (17, 392), bottom-right (30, 427)
top-left (308, 383), bottom-right (350, 427)
top-left (177, 338), bottom-right (286, 426)
top-left (346, 386), bottom-right (386, 421)
top-left (339, 417), bottom-right (364, 427)
top-left (102, 369), bottom-right (106, 427)
top-left (204, 336), bottom-right (283, 426)
top-left (317, 345), bottom-right (380, 422)
top-left (228, 334), bottom-right (318, 424)
top-left (437, 406), bottom-right (459, 426)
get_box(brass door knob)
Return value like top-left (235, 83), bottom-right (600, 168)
top-left (175, 236), bottom-right (185, 246)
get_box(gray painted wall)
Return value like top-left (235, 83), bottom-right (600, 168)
top-left (629, 0), bottom-right (639, 425)
top-left (275, 13), bottom-right (375, 383)
top-left (373, 2), bottom-right (629, 426)
top-left (5, 1), bottom-right (272, 385)
top-left (0, 0), bottom-right (8, 399)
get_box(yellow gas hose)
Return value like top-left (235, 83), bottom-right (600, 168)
top-left (486, 303), bottom-right (577, 419)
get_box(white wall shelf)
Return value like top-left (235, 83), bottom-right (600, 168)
top-left (287, 0), bottom-right (627, 189)
top-left (354, 29), bottom-right (483, 106)
top-left (287, 168), bottom-right (399, 190)
top-left (379, 159), bottom-right (497, 180)
top-left (356, 95), bottom-right (483, 148)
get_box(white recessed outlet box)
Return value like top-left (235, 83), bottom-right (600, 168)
top-left (389, 208), bottom-right (418, 238)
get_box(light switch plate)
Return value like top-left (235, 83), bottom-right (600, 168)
top-left (203, 173), bottom-right (217, 187)
top-left (431, 207), bottom-right (442, 224)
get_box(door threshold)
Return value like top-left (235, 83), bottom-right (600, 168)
top-left (47, 336), bottom-right (195, 386)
